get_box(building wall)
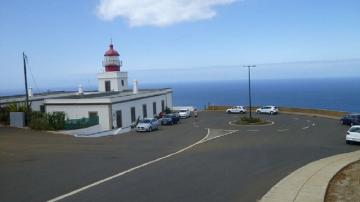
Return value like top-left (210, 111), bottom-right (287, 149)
top-left (110, 92), bottom-right (173, 129)
top-left (97, 72), bottom-right (128, 92)
top-left (46, 105), bottom-right (111, 130)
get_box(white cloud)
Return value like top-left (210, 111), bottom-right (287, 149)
top-left (97, 0), bottom-right (236, 27)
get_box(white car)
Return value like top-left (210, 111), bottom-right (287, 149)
top-left (256, 106), bottom-right (279, 115)
top-left (136, 118), bottom-right (160, 132)
top-left (179, 109), bottom-right (191, 118)
top-left (226, 106), bottom-right (247, 114)
top-left (346, 125), bottom-right (360, 144)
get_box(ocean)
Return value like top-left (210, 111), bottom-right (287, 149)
top-left (1, 78), bottom-right (359, 113)
top-left (146, 78), bottom-right (360, 113)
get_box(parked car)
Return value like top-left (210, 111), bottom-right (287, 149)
top-left (226, 106), bottom-right (247, 114)
top-left (136, 118), bottom-right (160, 132)
top-left (161, 113), bottom-right (180, 125)
top-left (256, 106), bottom-right (279, 115)
top-left (179, 109), bottom-right (191, 118)
top-left (346, 125), bottom-right (360, 144)
top-left (340, 114), bottom-right (360, 126)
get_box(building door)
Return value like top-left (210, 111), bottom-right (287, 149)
top-left (116, 110), bottom-right (122, 128)
top-left (161, 100), bottom-right (165, 112)
top-left (131, 107), bottom-right (136, 123)
top-left (153, 102), bottom-right (157, 116)
top-left (105, 80), bottom-right (111, 92)
top-left (142, 104), bottom-right (147, 118)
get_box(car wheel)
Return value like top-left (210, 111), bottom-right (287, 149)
top-left (227, 111), bottom-right (231, 114)
top-left (148, 127), bottom-right (152, 132)
top-left (346, 140), bottom-right (351, 145)
top-left (256, 111), bottom-right (260, 114)
top-left (270, 111), bottom-right (274, 115)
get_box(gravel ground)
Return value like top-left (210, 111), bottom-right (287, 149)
top-left (325, 160), bottom-right (360, 202)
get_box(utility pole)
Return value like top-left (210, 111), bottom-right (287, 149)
top-left (23, 52), bottom-right (30, 113)
top-left (243, 65), bottom-right (256, 119)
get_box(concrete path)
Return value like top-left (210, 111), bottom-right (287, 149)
top-left (260, 150), bottom-right (360, 202)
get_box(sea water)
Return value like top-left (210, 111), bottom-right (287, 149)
top-left (146, 78), bottom-right (360, 113)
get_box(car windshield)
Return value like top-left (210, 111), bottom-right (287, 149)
top-left (349, 127), bottom-right (360, 133)
top-left (139, 119), bottom-right (151, 123)
top-left (180, 110), bottom-right (187, 112)
top-left (164, 115), bottom-right (172, 118)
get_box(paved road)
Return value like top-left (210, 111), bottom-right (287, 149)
top-left (0, 112), bottom-right (358, 202)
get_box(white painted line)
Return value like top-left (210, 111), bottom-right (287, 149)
top-left (277, 129), bottom-right (289, 132)
top-left (47, 128), bottom-right (237, 202)
top-left (247, 129), bottom-right (260, 132)
top-left (228, 121), bottom-right (275, 127)
top-left (302, 126), bottom-right (310, 130)
top-left (201, 129), bottom-right (238, 142)
top-left (293, 118), bottom-right (300, 120)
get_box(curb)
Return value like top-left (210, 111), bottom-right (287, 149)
top-left (260, 150), bottom-right (360, 202)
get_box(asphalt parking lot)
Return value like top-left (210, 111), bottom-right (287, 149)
top-left (0, 111), bottom-right (358, 202)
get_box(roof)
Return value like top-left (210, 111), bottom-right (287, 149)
top-left (104, 44), bottom-right (120, 56)
top-left (0, 88), bottom-right (172, 106)
top-left (44, 88), bottom-right (173, 105)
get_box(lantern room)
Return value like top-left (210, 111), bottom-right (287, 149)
top-left (102, 43), bottom-right (122, 72)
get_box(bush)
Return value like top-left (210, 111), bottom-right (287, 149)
top-left (28, 111), bottom-right (65, 130)
top-left (28, 112), bottom-right (51, 130)
top-left (240, 116), bottom-right (262, 123)
top-left (0, 107), bottom-right (10, 124)
top-left (48, 112), bottom-right (65, 130)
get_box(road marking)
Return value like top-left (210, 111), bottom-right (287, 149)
top-left (247, 129), bottom-right (260, 132)
top-left (302, 126), bottom-right (310, 130)
top-left (312, 123), bottom-right (316, 127)
top-left (47, 128), bottom-right (237, 202)
top-left (293, 118), bottom-right (299, 120)
top-left (277, 129), bottom-right (289, 132)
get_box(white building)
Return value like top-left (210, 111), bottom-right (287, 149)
top-left (0, 43), bottom-right (173, 131)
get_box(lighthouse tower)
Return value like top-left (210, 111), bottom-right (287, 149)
top-left (97, 43), bottom-right (128, 92)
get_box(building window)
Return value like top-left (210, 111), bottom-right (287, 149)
top-left (121, 80), bottom-right (124, 86)
top-left (88, 111), bottom-right (98, 119)
top-left (105, 80), bottom-right (111, 92)
top-left (153, 102), bottom-right (157, 116)
top-left (142, 104), bottom-right (147, 118)
top-left (116, 110), bottom-right (122, 128)
top-left (131, 107), bottom-right (136, 123)
top-left (40, 105), bottom-right (45, 113)
top-left (161, 100), bottom-right (165, 112)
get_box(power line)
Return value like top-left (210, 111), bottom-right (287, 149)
top-left (25, 56), bottom-right (41, 93)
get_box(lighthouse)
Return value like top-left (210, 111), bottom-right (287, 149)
top-left (97, 43), bottom-right (128, 92)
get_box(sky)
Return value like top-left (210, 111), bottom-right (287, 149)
top-left (0, 0), bottom-right (359, 93)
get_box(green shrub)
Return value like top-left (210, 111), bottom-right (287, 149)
top-left (0, 107), bottom-right (10, 124)
top-left (28, 111), bottom-right (65, 130)
top-left (28, 112), bottom-right (50, 130)
top-left (48, 112), bottom-right (65, 130)
top-left (240, 116), bottom-right (262, 123)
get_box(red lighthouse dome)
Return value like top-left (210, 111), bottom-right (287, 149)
top-left (103, 43), bottom-right (122, 72)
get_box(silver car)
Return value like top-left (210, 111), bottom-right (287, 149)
top-left (136, 118), bottom-right (160, 132)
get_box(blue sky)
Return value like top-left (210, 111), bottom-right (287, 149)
top-left (0, 0), bottom-right (359, 93)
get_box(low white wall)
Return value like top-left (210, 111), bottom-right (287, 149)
top-left (46, 105), bottom-right (111, 130)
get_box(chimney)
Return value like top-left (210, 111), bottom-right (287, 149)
top-left (78, 84), bottom-right (84, 95)
top-left (133, 80), bottom-right (138, 94)
top-left (28, 87), bottom-right (33, 97)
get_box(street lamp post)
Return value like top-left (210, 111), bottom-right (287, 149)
top-left (243, 65), bottom-right (256, 119)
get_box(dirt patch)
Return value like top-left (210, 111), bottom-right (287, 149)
top-left (325, 160), bottom-right (360, 202)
